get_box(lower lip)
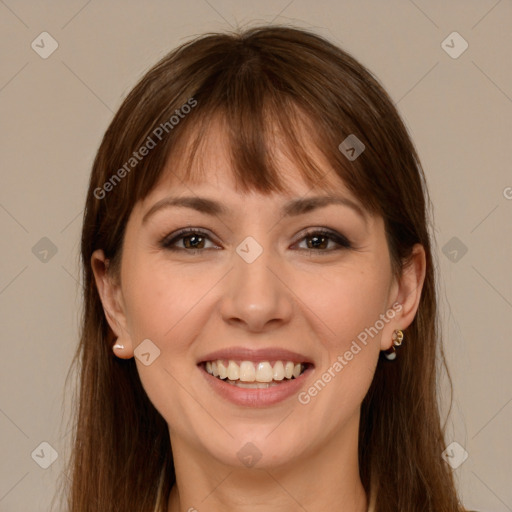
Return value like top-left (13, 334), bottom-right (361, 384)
top-left (199, 364), bottom-right (314, 407)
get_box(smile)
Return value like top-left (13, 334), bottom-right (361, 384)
top-left (204, 359), bottom-right (308, 383)
top-left (199, 360), bottom-right (313, 407)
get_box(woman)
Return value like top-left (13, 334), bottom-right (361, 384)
top-left (62, 24), bottom-right (476, 511)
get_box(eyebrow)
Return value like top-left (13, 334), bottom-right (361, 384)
top-left (142, 194), bottom-right (368, 225)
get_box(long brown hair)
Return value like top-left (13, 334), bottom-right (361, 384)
top-left (59, 24), bottom-right (466, 511)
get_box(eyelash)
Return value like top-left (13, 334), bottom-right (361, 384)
top-left (159, 227), bottom-right (352, 255)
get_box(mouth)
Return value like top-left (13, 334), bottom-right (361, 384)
top-left (197, 347), bottom-right (315, 406)
top-left (200, 359), bottom-right (311, 389)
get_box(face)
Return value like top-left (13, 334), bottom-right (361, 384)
top-left (92, 122), bottom-right (424, 473)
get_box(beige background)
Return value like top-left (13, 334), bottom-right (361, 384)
top-left (0, 1), bottom-right (511, 510)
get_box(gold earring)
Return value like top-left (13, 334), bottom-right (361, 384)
top-left (383, 329), bottom-right (404, 361)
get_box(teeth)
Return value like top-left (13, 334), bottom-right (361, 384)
top-left (217, 361), bottom-right (228, 379)
top-left (239, 361), bottom-right (255, 382)
top-left (204, 359), bottom-right (306, 383)
top-left (256, 362), bottom-right (273, 382)
top-left (227, 381), bottom-right (280, 389)
top-left (272, 361), bottom-right (285, 380)
top-left (227, 360), bottom-right (239, 380)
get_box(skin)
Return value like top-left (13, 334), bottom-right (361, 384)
top-left (91, 123), bottom-right (426, 512)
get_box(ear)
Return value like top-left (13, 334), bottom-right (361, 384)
top-left (381, 243), bottom-right (427, 351)
top-left (91, 249), bottom-right (134, 359)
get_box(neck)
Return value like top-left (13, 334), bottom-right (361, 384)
top-left (168, 475), bottom-right (367, 512)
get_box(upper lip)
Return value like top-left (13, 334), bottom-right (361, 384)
top-left (198, 346), bottom-right (314, 365)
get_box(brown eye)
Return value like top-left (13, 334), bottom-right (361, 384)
top-left (160, 228), bottom-right (218, 252)
top-left (160, 227), bottom-right (351, 255)
top-left (295, 229), bottom-right (351, 253)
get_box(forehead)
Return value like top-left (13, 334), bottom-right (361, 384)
top-left (148, 114), bottom-right (352, 203)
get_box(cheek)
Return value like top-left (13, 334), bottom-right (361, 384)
top-left (121, 257), bottom-right (201, 341)
top-left (119, 259), bottom-right (207, 425)
top-left (299, 266), bottom-right (390, 409)
top-left (306, 267), bottom-right (390, 349)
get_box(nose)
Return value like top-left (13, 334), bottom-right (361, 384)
top-left (219, 242), bottom-right (293, 332)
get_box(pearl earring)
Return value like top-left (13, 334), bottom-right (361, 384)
top-left (383, 329), bottom-right (404, 361)
top-left (113, 341), bottom-right (125, 352)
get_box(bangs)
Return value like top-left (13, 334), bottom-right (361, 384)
top-left (116, 30), bottom-right (395, 223)
top-left (155, 93), bottom-right (353, 201)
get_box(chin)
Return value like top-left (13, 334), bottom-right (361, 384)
top-left (202, 431), bottom-right (305, 470)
